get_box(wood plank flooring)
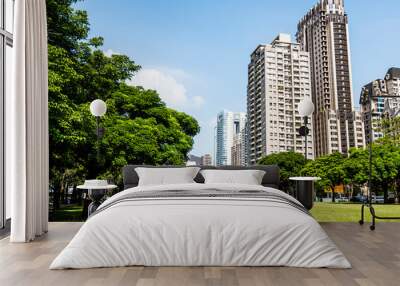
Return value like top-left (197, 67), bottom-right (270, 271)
top-left (0, 222), bottom-right (400, 286)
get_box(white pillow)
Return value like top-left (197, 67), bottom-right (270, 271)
top-left (200, 169), bottom-right (265, 185)
top-left (135, 167), bottom-right (200, 186)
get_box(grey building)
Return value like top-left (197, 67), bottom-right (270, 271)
top-left (201, 154), bottom-right (213, 166)
top-left (297, 0), bottom-right (360, 156)
top-left (360, 68), bottom-right (400, 143)
top-left (231, 131), bottom-right (247, 166)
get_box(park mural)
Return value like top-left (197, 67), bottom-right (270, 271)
top-left (47, 0), bottom-right (200, 213)
top-left (47, 0), bottom-right (400, 220)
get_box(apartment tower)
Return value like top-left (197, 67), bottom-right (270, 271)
top-left (215, 111), bottom-right (246, 166)
top-left (201, 154), bottom-right (213, 166)
top-left (231, 131), bottom-right (247, 166)
top-left (360, 68), bottom-right (400, 143)
top-left (247, 34), bottom-right (314, 165)
top-left (297, 0), bottom-right (357, 156)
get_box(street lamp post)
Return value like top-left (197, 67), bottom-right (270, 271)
top-left (298, 98), bottom-right (315, 160)
top-left (90, 99), bottom-right (107, 164)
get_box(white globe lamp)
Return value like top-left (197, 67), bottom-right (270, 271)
top-left (298, 97), bottom-right (315, 117)
top-left (90, 99), bottom-right (107, 117)
top-left (298, 98), bottom-right (314, 160)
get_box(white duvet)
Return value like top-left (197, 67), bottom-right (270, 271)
top-left (50, 183), bottom-right (351, 269)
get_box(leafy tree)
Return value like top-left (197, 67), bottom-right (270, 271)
top-left (47, 0), bottom-right (90, 54)
top-left (301, 152), bottom-right (346, 202)
top-left (377, 116), bottom-right (400, 143)
top-left (342, 147), bottom-right (369, 197)
top-left (257, 152), bottom-right (307, 192)
top-left (47, 0), bottom-right (200, 210)
top-left (345, 141), bottom-right (400, 202)
top-left (96, 85), bottom-right (200, 182)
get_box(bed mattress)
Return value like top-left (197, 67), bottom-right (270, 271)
top-left (50, 183), bottom-right (351, 269)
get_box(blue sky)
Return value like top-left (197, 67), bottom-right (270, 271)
top-left (75, 0), bottom-right (400, 157)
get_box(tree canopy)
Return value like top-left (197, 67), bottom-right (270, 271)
top-left (257, 152), bottom-right (307, 191)
top-left (301, 152), bottom-right (346, 202)
top-left (300, 143), bottom-right (400, 202)
top-left (344, 141), bottom-right (400, 202)
top-left (258, 140), bottom-right (400, 203)
top-left (47, 0), bottom-right (200, 207)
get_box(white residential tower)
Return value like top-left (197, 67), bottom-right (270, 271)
top-left (247, 34), bottom-right (314, 165)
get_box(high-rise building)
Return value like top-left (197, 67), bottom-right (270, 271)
top-left (201, 154), bottom-right (213, 166)
top-left (297, 0), bottom-right (357, 156)
top-left (215, 111), bottom-right (246, 166)
top-left (360, 68), bottom-right (400, 143)
top-left (247, 33), bottom-right (314, 165)
top-left (231, 131), bottom-right (247, 166)
top-left (347, 110), bottom-right (366, 149)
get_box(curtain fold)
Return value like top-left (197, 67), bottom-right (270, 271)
top-left (9, 0), bottom-right (49, 242)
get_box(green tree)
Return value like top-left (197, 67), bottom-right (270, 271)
top-left (96, 85), bottom-right (200, 182)
top-left (373, 141), bottom-right (400, 203)
top-left (301, 152), bottom-right (346, 202)
top-left (257, 152), bottom-right (307, 192)
top-left (345, 141), bottom-right (400, 203)
top-left (47, 0), bottom-right (200, 210)
top-left (342, 147), bottom-right (369, 197)
top-left (377, 116), bottom-right (400, 143)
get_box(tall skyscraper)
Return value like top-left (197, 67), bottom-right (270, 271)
top-left (360, 68), bottom-right (400, 143)
top-left (215, 111), bottom-right (246, 166)
top-left (247, 33), bottom-right (314, 165)
top-left (297, 0), bottom-right (357, 156)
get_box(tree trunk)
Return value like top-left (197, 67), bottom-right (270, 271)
top-left (60, 182), bottom-right (65, 206)
top-left (53, 183), bottom-right (61, 210)
top-left (349, 184), bottom-right (354, 198)
top-left (71, 185), bottom-right (78, 204)
top-left (63, 182), bottom-right (69, 204)
top-left (331, 187), bottom-right (336, 203)
top-left (54, 173), bottom-right (66, 210)
top-left (383, 182), bottom-right (389, 204)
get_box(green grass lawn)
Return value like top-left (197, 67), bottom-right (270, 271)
top-left (311, 202), bottom-right (400, 222)
top-left (51, 202), bottom-right (400, 223)
top-left (52, 204), bottom-right (84, 222)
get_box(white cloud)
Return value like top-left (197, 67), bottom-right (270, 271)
top-left (128, 68), bottom-right (205, 108)
top-left (193, 96), bottom-right (205, 107)
top-left (103, 49), bottom-right (120, 57)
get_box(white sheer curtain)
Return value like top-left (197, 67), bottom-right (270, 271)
top-left (8, 0), bottom-right (49, 242)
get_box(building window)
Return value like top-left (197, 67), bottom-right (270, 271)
top-left (1, 0), bottom-right (14, 229)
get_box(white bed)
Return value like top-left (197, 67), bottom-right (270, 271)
top-left (50, 183), bottom-right (351, 269)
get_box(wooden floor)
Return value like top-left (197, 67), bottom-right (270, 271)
top-left (1, 222), bottom-right (400, 286)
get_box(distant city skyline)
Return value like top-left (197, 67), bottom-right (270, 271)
top-left (75, 0), bottom-right (400, 157)
top-left (215, 111), bottom-right (246, 166)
